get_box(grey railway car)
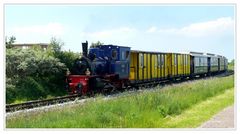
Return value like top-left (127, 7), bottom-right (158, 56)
top-left (218, 55), bottom-right (226, 72)
top-left (190, 52), bottom-right (208, 75)
top-left (224, 57), bottom-right (228, 70)
top-left (206, 53), bottom-right (219, 73)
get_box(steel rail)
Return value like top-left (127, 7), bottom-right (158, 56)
top-left (6, 94), bottom-right (81, 112)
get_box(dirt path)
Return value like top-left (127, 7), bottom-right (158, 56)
top-left (199, 105), bottom-right (234, 128)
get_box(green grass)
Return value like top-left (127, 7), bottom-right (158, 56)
top-left (228, 64), bottom-right (234, 71)
top-left (6, 75), bottom-right (234, 128)
top-left (159, 88), bottom-right (234, 128)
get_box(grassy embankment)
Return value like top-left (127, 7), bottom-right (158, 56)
top-left (228, 64), bottom-right (234, 71)
top-left (6, 75), bottom-right (234, 128)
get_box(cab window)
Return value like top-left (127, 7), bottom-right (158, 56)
top-left (112, 49), bottom-right (117, 59)
top-left (121, 50), bottom-right (130, 60)
top-left (121, 51), bottom-right (125, 60)
top-left (125, 51), bottom-right (130, 59)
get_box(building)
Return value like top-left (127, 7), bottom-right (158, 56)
top-left (12, 43), bottom-right (49, 50)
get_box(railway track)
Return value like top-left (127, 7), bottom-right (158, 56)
top-left (6, 70), bottom-right (234, 113)
top-left (6, 94), bottom-right (82, 113)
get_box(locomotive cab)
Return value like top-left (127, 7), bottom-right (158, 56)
top-left (89, 45), bottom-right (130, 79)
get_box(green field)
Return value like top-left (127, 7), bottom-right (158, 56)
top-left (6, 75), bottom-right (234, 128)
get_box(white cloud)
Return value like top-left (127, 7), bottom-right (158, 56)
top-left (149, 17), bottom-right (234, 37)
top-left (146, 26), bottom-right (157, 33)
top-left (80, 27), bottom-right (137, 41)
top-left (11, 22), bottom-right (65, 36)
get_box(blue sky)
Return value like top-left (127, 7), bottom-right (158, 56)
top-left (5, 5), bottom-right (235, 60)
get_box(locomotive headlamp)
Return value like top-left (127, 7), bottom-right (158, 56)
top-left (77, 83), bottom-right (82, 89)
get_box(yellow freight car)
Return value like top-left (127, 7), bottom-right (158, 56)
top-left (129, 50), bottom-right (168, 83)
top-left (167, 53), bottom-right (190, 78)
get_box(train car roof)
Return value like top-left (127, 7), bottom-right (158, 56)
top-left (189, 51), bottom-right (204, 55)
top-left (188, 51), bottom-right (209, 57)
top-left (131, 50), bottom-right (169, 54)
top-left (189, 51), bottom-right (226, 58)
top-left (131, 50), bottom-right (191, 55)
top-left (100, 44), bottom-right (130, 48)
top-left (190, 54), bottom-right (209, 57)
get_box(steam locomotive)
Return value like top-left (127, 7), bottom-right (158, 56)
top-left (66, 41), bottom-right (228, 95)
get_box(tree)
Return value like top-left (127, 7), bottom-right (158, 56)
top-left (48, 37), bottom-right (64, 54)
top-left (47, 37), bottom-right (79, 70)
top-left (90, 41), bottom-right (104, 48)
top-left (230, 59), bottom-right (234, 66)
top-left (5, 36), bottom-right (16, 49)
top-left (55, 51), bottom-right (80, 71)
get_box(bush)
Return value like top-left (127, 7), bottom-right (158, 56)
top-left (54, 51), bottom-right (79, 72)
top-left (6, 48), bottom-right (67, 103)
top-left (6, 78), bottom-right (17, 104)
top-left (16, 77), bottom-right (46, 100)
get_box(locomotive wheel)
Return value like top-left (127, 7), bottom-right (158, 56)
top-left (86, 89), bottom-right (95, 97)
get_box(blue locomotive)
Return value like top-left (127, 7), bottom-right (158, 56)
top-left (67, 41), bottom-right (130, 94)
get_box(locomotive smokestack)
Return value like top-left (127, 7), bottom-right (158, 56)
top-left (82, 41), bottom-right (88, 57)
